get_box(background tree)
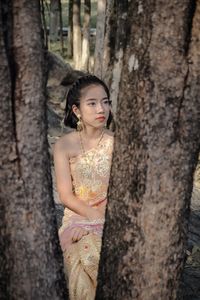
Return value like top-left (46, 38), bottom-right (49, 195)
top-left (73, 0), bottom-right (82, 69)
top-left (58, 0), bottom-right (64, 54)
top-left (81, 0), bottom-right (91, 71)
top-left (94, 0), bottom-right (106, 77)
top-left (108, 1), bottom-right (128, 114)
top-left (0, 1), bottom-right (67, 298)
top-left (67, 0), bottom-right (74, 58)
top-left (49, 0), bottom-right (60, 42)
top-left (96, 1), bottom-right (200, 299)
top-left (101, 0), bottom-right (115, 83)
top-left (102, 0), bottom-right (128, 114)
top-left (94, 0), bottom-right (128, 114)
top-left (40, 0), bottom-right (48, 48)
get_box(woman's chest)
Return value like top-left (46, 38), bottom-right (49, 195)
top-left (71, 149), bottom-right (112, 181)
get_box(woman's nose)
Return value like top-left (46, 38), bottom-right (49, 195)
top-left (96, 102), bottom-right (105, 113)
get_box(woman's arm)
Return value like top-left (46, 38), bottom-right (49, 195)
top-left (53, 138), bottom-right (103, 220)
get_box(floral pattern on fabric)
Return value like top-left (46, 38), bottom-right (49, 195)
top-left (59, 135), bottom-right (114, 300)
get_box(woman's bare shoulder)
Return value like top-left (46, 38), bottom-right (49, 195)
top-left (54, 131), bottom-right (79, 155)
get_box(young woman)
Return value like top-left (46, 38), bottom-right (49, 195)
top-left (53, 75), bottom-right (114, 300)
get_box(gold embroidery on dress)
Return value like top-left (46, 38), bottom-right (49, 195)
top-left (69, 137), bottom-right (113, 203)
top-left (60, 136), bottom-right (114, 300)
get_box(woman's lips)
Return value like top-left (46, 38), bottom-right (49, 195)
top-left (96, 116), bottom-right (105, 120)
top-left (96, 117), bottom-right (106, 122)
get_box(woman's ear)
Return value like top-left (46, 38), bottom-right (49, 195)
top-left (72, 105), bottom-right (80, 117)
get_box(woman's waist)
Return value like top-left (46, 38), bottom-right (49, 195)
top-left (63, 196), bottom-right (106, 217)
top-left (74, 187), bottom-right (107, 203)
top-left (61, 196), bottom-right (107, 227)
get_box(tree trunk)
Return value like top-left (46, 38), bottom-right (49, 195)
top-left (50, 0), bottom-right (60, 42)
top-left (96, 0), bottom-right (128, 114)
top-left (109, 1), bottom-right (128, 115)
top-left (81, 0), bottom-right (91, 71)
top-left (94, 0), bottom-right (106, 77)
top-left (73, 0), bottom-right (82, 69)
top-left (58, 0), bottom-right (64, 54)
top-left (40, 0), bottom-right (48, 48)
top-left (101, 0), bottom-right (115, 84)
top-left (0, 1), bottom-right (67, 298)
top-left (68, 0), bottom-right (73, 58)
top-left (96, 1), bottom-right (200, 299)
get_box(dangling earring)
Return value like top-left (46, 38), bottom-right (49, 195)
top-left (77, 114), bottom-right (83, 131)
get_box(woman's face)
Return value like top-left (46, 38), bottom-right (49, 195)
top-left (75, 84), bottom-right (111, 129)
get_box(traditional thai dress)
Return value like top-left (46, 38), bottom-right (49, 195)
top-left (58, 135), bottom-right (113, 300)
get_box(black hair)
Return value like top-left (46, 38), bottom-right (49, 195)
top-left (64, 74), bottom-right (113, 129)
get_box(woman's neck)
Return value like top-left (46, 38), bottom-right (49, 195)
top-left (81, 126), bottom-right (105, 141)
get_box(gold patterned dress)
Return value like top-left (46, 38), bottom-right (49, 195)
top-left (58, 135), bottom-right (113, 300)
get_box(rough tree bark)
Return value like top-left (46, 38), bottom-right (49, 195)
top-left (58, 0), bottom-right (64, 54)
top-left (101, 0), bottom-right (115, 84)
top-left (96, 1), bottom-right (200, 299)
top-left (40, 0), bottom-right (48, 48)
top-left (104, 0), bottom-right (128, 114)
top-left (67, 0), bottom-right (73, 58)
top-left (49, 0), bottom-right (60, 42)
top-left (81, 0), bottom-right (91, 71)
top-left (73, 0), bottom-right (82, 69)
top-left (94, 0), bottom-right (106, 77)
top-left (0, 1), bottom-right (67, 299)
top-left (109, 1), bottom-right (128, 115)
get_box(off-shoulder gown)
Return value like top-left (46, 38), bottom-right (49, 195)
top-left (58, 135), bottom-right (113, 300)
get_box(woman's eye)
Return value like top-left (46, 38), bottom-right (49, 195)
top-left (103, 100), bottom-right (110, 105)
top-left (88, 102), bottom-right (96, 106)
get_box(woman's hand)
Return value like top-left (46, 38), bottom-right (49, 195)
top-left (70, 227), bottom-right (89, 243)
top-left (86, 206), bottom-right (105, 221)
top-left (88, 198), bottom-right (107, 207)
top-left (87, 198), bottom-right (107, 221)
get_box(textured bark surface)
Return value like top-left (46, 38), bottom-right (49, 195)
top-left (96, 1), bottom-right (200, 299)
top-left (101, 0), bottom-right (115, 83)
top-left (0, 1), bottom-right (67, 299)
top-left (58, 0), bottom-right (64, 54)
top-left (101, 1), bottom-right (128, 114)
top-left (109, 1), bottom-right (128, 114)
top-left (81, 0), bottom-right (91, 71)
top-left (67, 0), bottom-right (73, 58)
top-left (50, 0), bottom-right (60, 42)
top-left (94, 0), bottom-right (106, 77)
top-left (40, 0), bottom-right (48, 48)
top-left (73, 0), bottom-right (82, 69)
